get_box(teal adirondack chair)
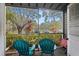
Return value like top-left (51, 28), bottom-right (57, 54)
top-left (39, 38), bottom-right (55, 55)
top-left (12, 39), bottom-right (29, 56)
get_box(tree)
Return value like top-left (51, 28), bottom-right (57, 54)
top-left (6, 7), bottom-right (31, 34)
top-left (39, 9), bottom-right (63, 33)
top-left (50, 21), bottom-right (61, 33)
top-left (6, 6), bottom-right (41, 34)
top-left (23, 8), bottom-right (41, 34)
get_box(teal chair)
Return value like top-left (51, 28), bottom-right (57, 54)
top-left (39, 38), bottom-right (55, 55)
top-left (12, 39), bottom-right (29, 56)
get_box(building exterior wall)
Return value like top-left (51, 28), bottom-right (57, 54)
top-left (68, 4), bottom-right (79, 56)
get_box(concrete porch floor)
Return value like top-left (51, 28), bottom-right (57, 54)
top-left (6, 47), bottom-right (67, 56)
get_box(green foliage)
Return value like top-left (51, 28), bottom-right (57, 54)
top-left (6, 9), bottom-right (16, 21)
top-left (6, 33), bottom-right (62, 47)
top-left (50, 21), bottom-right (61, 33)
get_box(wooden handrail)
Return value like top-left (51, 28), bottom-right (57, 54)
top-left (5, 45), bottom-right (13, 52)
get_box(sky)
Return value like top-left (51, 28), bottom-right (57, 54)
top-left (9, 6), bottom-right (63, 25)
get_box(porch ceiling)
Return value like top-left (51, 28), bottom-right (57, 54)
top-left (5, 3), bottom-right (69, 11)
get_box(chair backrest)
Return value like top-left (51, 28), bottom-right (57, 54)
top-left (39, 38), bottom-right (55, 54)
top-left (12, 39), bottom-right (29, 56)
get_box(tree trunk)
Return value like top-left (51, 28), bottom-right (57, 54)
top-left (17, 28), bottom-right (22, 34)
top-left (17, 25), bottom-right (22, 34)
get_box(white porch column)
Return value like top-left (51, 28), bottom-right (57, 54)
top-left (0, 3), bottom-right (5, 56)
